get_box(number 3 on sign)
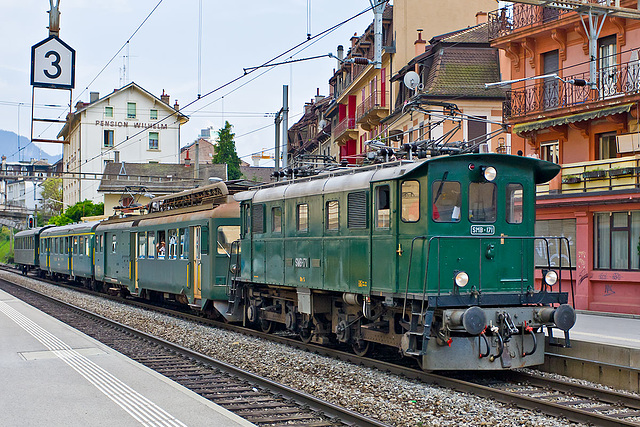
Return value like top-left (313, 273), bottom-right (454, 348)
top-left (31, 35), bottom-right (75, 89)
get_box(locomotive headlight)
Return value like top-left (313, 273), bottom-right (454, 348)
top-left (454, 271), bottom-right (469, 287)
top-left (483, 166), bottom-right (497, 182)
top-left (543, 269), bottom-right (558, 286)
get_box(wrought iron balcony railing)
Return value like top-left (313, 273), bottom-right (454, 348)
top-left (333, 117), bottom-right (357, 139)
top-left (356, 90), bottom-right (389, 122)
top-left (504, 60), bottom-right (640, 120)
top-left (488, 1), bottom-right (611, 40)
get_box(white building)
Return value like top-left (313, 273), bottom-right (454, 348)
top-left (58, 82), bottom-right (188, 206)
top-left (6, 180), bottom-right (42, 211)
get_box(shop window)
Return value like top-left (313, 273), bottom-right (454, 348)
top-left (535, 219), bottom-right (576, 268)
top-left (594, 211), bottom-right (640, 270)
top-left (401, 180), bottom-right (420, 222)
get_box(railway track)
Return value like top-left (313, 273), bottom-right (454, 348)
top-left (4, 268), bottom-right (640, 426)
top-left (0, 277), bottom-right (389, 427)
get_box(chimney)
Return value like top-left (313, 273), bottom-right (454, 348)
top-left (414, 29), bottom-right (426, 57)
top-left (90, 92), bottom-right (100, 103)
top-left (174, 100), bottom-right (179, 110)
top-left (161, 89), bottom-right (170, 105)
top-left (184, 149), bottom-right (191, 166)
top-left (350, 33), bottom-right (359, 49)
top-left (337, 45), bottom-right (344, 68)
top-left (304, 102), bottom-right (313, 114)
top-left (476, 11), bottom-right (488, 25)
top-left (314, 88), bottom-right (323, 104)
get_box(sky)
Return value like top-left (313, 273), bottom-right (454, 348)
top-left (0, 0), bottom-right (376, 165)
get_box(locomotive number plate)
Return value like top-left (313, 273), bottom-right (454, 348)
top-left (470, 225), bottom-right (495, 236)
top-left (294, 257), bottom-right (309, 268)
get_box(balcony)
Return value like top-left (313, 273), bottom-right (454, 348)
top-left (504, 60), bottom-right (640, 121)
top-left (488, 1), bottom-right (614, 41)
top-left (536, 155), bottom-right (640, 196)
top-left (333, 117), bottom-right (358, 145)
top-left (356, 91), bottom-right (389, 131)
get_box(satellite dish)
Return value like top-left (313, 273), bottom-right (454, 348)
top-left (318, 119), bottom-right (327, 129)
top-left (404, 71), bottom-right (420, 90)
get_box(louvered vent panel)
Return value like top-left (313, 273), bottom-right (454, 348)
top-left (347, 191), bottom-right (367, 229)
top-left (252, 204), bottom-right (264, 234)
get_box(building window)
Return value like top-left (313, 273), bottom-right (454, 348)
top-left (127, 102), bottom-right (136, 119)
top-left (467, 116), bottom-right (487, 145)
top-left (150, 109), bottom-right (158, 120)
top-left (104, 130), bottom-right (114, 147)
top-left (594, 211), bottom-right (640, 270)
top-left (326, 200), bottom-right (339, 230)
top-left (540, 141), bottom-right (559, 163)
top-left (535, 220), bottom-right (576, 268)
top-left (599, 34), bottom-right (617, 97)
top-left (297, 204), bottom-right (308, 232)
top-left (149, 132), bottom-right (159, 150)
top-left (105, 106), bottom-right (113, 117)
top-left (598, 132), bottom-right (617, 160)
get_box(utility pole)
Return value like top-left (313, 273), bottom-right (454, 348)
top-left (282, 85), bottom-right (289, 169)
top-left (370, 0), bottom-right (385, 69)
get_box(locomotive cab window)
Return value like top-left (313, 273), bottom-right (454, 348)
top-left (401, 180), bottom-right (420, 222)
top-left (469, 182), bottom-right (497, 223)
top-left (376, 185), bottom-right (390, 228)
top-left (217, 226), bottom-right (241, 255)
top-left (506, 183), bottom-right (524, 224)
top-left (432, 181), bottom-right (461, 222)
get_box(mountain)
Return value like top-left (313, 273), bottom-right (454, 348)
top-left (0, 129), bottom-right (61, 164)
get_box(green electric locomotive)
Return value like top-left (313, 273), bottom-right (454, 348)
top-left (232, 153), bottom-right (575, 370)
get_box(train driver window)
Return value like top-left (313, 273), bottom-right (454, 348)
top-left (401, 180), bottom-right (420, 222)
top-left (506, 183), bottom-right (524, 224)
top-left (376, 185), bottom-right (390, 228)
top-left (432, 181), bottom-right (461, 222)
top-left (469, 182), bottom-right (497, 223)
top-left (138, 232), bottom-right (146, 259)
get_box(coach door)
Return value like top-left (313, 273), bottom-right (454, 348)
top-left (189, 226), bottom-right (202, 300)
top-left (131, 233), bottom-right (138, 291)
top-left (371, 182), bottom-right (397, 293)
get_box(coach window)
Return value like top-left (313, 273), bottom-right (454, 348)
top-left (376, 185), bottom-right (390, 228)
top-left (147, 231), bottom-right (156, 259)
top-left (138, 232), bottom-right (146, 259)
top-left (73, 236), bottom-right (78, 254)
top-left (79, 236), bottom-right (85, 256)
top-left (65, 237), bottom-right (70, 254)
top-left (469, 182), bottom-right (496, 223)
top-left (180, 228), bottom-right (189, 259)
top-left (506, 184), bottom-right (523, 224)
top-left (297, 203), bottom-right (309, 232)
top-left (401, 180), bottom-right (420, 222)
top-left (168, 229), bottom-right (177, 259)
top-left (432, 180), bottom-right (461, 222)
top-left (157, 230), bottom-right (166, 258)
top-left (326, 200), bottom-right (339, 230)
top-left (272, 207), bottom-right (282, 233)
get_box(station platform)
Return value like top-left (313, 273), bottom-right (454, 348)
top-left (568, 310), bottom-right (640, 349)
top-left (0, 289), bottom-right (255, 427)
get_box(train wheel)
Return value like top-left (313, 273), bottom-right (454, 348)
top-left (352, 340), bottom-right (372, 357)
top-left (260, 319), bottom-right (274, 333)
top-left (299, 328), bottom-right (313, 344)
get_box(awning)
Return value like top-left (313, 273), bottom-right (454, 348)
top-left (512, 103), bottom-right (634, 135)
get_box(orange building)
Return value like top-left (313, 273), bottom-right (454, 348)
top-left (489, 1), bottom-right (640, 314)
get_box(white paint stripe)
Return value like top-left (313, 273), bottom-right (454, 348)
top-left (0, 301), bottom-right (187, 427)
top-left (570, 330), bottom-right (640, 345)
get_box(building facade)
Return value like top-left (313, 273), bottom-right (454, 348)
top-left (489, 0), bottom-right (640, 314)
top-left (58, 82), bottom-right (188, 207)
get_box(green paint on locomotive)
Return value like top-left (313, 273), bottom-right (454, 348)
top-left (237, 153), bottom-right (560, 298)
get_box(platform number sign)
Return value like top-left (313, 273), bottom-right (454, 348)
top-left (31, 35), bottom-right (75, 89)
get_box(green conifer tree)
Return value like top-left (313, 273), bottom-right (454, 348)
top-left (212, 121), bottom-right (243, 180)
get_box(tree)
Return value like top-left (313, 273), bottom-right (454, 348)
top-left (212, 121), bottom-right (243, 180)
top-left (48, 200), bottom-right (104, 225)
top-left (40, 178), bottom-right (63, 216)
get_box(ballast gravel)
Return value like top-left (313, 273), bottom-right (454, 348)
top-left (1, 270), bottom-right (585, 427)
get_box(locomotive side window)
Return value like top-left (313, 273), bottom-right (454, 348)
top-left (217, 226), bottom-right (241, 255)
top-left (376, 185), bottom-right (390, 228)
top-left (506, 183), bottom-right (524, 224)
top-left (326, 200), bottom-right (339, 230)
top-left (297, 204), bottom-right (309, 232)
top-left (469, 182), bottom-right (497, 223)
top-left (401, 180), bottom-right (420, 222)
top-left (272, 207), bottom-right (282, 233)
top-left (432, 181), bottom-right (461, 222)
top-left (138, 232), bottom-right (146, 259)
